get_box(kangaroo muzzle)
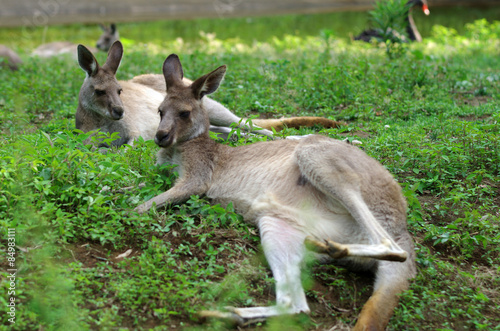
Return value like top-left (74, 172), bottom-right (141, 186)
top-left (155, 130), bottom-right (173, 148)
top-left (110, 105), bottom-right (124, 120)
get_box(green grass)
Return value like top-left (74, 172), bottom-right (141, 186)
top-left (1, 6), bottom-right (500, 49)
top-left (1, 11), bottom-right (500, 331)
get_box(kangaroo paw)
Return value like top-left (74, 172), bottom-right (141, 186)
top-left (304, 237), bottom-right (349, 259)
top-left (199, 307), bottom-right (271, 327)
top-left (305, 237), bottom-right (408, 262)
top-left (199, 310), bottom-right (246, 327)
top-left (380, 238), bottom-right (408, 262)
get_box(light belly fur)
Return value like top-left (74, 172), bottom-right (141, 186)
top-left (209, 180), bottom-right (370, 246)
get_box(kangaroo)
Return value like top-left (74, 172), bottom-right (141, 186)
top-left (32, 41), bottom-right (81, 58)
top-left (76, 41), bottom-right (343, 146)
top-left (76, 41), bottom-right (161, 146)
top-left (32, 24), bottom-right (117, 59)
top-left (0, 45), bottom-right (22, 71)
top-left (134, 54), bottom-right (417, 330)
top-left (96, 23), bottom-right (119, 52)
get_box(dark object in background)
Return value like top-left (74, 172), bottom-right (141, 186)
top-left (97, 23), bottom-right (120, 52)
top-left (355, 0), bottom-right (430, 43)
top-left (0, 44), bottom-right (22, 71)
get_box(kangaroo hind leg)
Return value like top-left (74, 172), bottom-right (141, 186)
top-left (200, 216), bottom-right (310, 326)
top-left (295, 137), bottom-right (408, 261)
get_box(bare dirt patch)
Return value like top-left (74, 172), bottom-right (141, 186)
top-left (457, 113), bottom-right (492, 121)
top-left (452, 92), bottom-right (491, 107)
top-left (337, 130), bottom-right (371, 139)
top-left (60, 232), bottom-right (380, 330)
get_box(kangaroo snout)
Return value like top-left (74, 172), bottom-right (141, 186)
top-left (155, 131), bottom-right (172, 147)
top-left (110, 106), bottom-right (124, 120)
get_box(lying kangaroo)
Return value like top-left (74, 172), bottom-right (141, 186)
top-left (32, 41), bottom-right (82, 58)
top-left (32, 24), bottom-right (117, 59)
top-left (130, 73), bottom-right (342, 132)
top-left (76, 41), bottom-right (342, 146)
top-left (134, 54), bottom-right (417, 330)
top-left (0, 45), bottom-right (22, 71)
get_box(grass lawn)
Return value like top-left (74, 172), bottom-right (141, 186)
top-left (0, 11), bottom-right (499, 331)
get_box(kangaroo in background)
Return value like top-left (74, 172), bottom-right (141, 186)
top-left (32, 41), bottom-right (83, 58)
top-left (32, 24), bottom-right (118, 59)
top-left (76, 41), bottom-right (343, 146)
top-left (96, 23), bottom-right (119, 52)
top-left (0, 45), bottom-right (22, 71)
top-left (134, 54), bottom-right (416, 330)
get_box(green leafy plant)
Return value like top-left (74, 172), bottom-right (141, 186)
top-left (368, 0), bottom-right (413, 57)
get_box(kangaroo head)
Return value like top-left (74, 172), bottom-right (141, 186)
top-left (155, 54), bottom-right (226, 148)
top-left (96, 23), bottom-right (119, 52)
top-left (77, 41), bottom-right (124, 120)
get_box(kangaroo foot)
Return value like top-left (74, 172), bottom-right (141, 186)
top-left (200, 305), bottom-right (307, 327)
top-left (304, 237), bottom-right (407, 262)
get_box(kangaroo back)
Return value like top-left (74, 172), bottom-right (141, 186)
top-left (32, 41), bottom-right (78, 58)
top-left (130, 73), bottom-right (194, 94)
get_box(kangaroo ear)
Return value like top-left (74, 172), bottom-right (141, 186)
top-left (163, 54), bottom-right (184, 91)
top-left (110, 23), bottom-right (117, 34)
top-left (99, 23), bottom-right (106, 31)
top-left (77, 44), bottom-right (99, 77)
top-left (191, 65), bottom-right (226, 100)
top-left (103, 41), bottom-right (123, 75)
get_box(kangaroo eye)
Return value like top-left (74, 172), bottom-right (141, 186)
top-left (179, 111), bottom-right (190, 119)
top-left (118, 89), bottom-right (122, 95)
top-left (95, 89), bottom-right (106, 96)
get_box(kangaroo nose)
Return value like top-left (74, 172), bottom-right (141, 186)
top-left (155, 131), bottom-right (171, 147)
top-left (111, 106), bottom-right (124, 120)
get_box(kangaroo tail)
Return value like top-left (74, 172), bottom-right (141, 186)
top-left (251, 117), bottom-right (343, 131)
top-left (353, 258), bottom-right (416, 331)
